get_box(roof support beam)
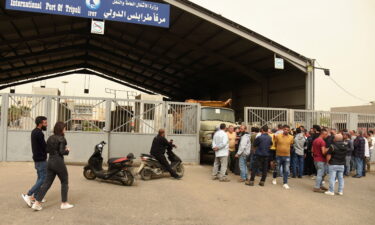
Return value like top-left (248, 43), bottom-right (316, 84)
top-left (163, 0), bottom-right (309, 72)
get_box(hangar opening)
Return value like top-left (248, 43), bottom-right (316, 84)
top-left (0, 0), bottom-right (315, 121)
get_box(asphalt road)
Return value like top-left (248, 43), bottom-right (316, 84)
top-left (0, 162), bottom-right (374, 225)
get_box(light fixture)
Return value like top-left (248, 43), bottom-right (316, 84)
top-left (84, 74), bottom-right (90, 94)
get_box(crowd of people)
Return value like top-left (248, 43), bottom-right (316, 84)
top-left (211, 123), bottom-right (373, 195)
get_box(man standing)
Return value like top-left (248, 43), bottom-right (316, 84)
top-left (235, 126), bottom-right (251, 182)
top-left (343, 132), bottom-right (353, 176)
top-left (227, 125), bottom-right (237, 173)
top-left (22, 116), bottom-right (48, 207)
top-left (273, 125), bottom-right (294, 189)
top-left (247, 126), bottom-right (272, 186)
top-left (293, 128), bottom-right (306, 178)
top-left (212, 123), bottom-right (230, 182)
top-left (353, 131), bottom-right (365, 178)
top-left (312, 129), bottom-right (329, 193)
top-left (363, 132), bottom-right (373, 177)
top-left (325, 134), bottom-right (348, 196)
top-left (150, 129), bottom-right (181, 179)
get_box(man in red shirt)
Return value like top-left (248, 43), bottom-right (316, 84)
top-left (312, 129), bottom-right (329, 192)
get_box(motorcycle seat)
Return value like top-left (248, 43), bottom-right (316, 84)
top-left (108, 157), bottom-right (128, 164)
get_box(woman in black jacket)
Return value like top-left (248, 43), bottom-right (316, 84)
top-left (32, 122), bottom-right (74, 211)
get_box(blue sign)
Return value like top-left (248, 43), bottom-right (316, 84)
top-left (5, 0), bottom-right (170, 28)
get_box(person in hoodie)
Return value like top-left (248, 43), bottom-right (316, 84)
top-left (292, 128), bottom-right (306, 178)
top-left (247, 125), bottom-right (272, 187)
top-left (324, 134), bottom-right (348, 196)
top-left (235, 125), bottom-right (251, 182)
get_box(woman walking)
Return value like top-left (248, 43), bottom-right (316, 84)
top-left (32, 122), bottom-right (74, 211)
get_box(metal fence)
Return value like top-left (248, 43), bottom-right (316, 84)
top-left (2, 94), bottom-right (199, 135)
top-left (244, 107), bottom-right (371, 131)
top-left (244, 107), bottom-right (288, 128)
top-left (0, 93), bottom-right (200, 163)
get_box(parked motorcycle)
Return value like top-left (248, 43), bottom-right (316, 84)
top-left (83, 141), bottom-right (135, 186)
top-left (137, 141), bottom-right (184, 180)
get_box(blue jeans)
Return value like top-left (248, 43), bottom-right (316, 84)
top-left (355, 157), bottom-right (363, 176)
top-left (239, 155), bottom-right (248, 180)
top-left (314, 161), bottom-right (327, 189)
top-left (292, 154), bottom-right (305, 177)
top-left (344, 156), bottom-right (351, 176)
top-left (329, 165), bottom-right (345, 193)
top-left (290, 149), bottom-right (296, 174)
top-left (27, 161), bottom-right (47, 198)
top-left (274, 156), bottom-right (290, 184)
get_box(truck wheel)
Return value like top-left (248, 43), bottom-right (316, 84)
top-left (83, 168), bottom-right (96, 180)
top-left (140, 168), bottom-right (152, 181)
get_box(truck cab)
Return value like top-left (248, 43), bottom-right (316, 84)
top-left (199, 106), bottom-right (236, 153)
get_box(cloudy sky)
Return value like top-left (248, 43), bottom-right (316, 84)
top-left (1, 0), bottom-right (374, 110)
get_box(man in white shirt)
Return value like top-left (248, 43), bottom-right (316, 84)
top-left (212, 123), bottom-right (230, 182)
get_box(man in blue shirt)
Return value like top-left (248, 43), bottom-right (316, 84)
top-left (247, 125), bottom-right (272, 186)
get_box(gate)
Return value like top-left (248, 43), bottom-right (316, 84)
top-left (292, 110), bottom-right (349, 131)
top-left (244, 107), bottom-right (289, 128)
top-left (0, 93), bottom-right (200, 163)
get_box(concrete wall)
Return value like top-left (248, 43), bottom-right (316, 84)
top-left (64, 132), bottom-right (109, 163)
top-left (4, 132), bottom-right (198, 163)
top-left (331, 105), bottom-right (375, 114)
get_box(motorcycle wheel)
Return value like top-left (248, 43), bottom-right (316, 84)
top-left (83, 168), bottom-right (96, 180)
top-left (140, 168), bottom-right (153, 181)
top-left (176, 164), bottom-right (185, 177)
top-left (121, 170), bottom-right (134, 186)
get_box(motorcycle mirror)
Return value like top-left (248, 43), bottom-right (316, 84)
top-left (127, 153), bottom-right (135, 159)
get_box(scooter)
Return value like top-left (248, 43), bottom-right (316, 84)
top-left (137, 141), bottom-right (184, 180)
top-left (83, 141), bottom-right (135, 186)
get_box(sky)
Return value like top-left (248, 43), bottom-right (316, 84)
top-left (1, 0), bottom-right (374, 110)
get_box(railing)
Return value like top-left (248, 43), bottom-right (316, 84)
top-left (1, 93), bottom-right (199, 135)
top-left (244, 107), bottom-right (366, 131)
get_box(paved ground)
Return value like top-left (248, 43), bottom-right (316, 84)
top-left (0, 162), bottom-right (374, 225)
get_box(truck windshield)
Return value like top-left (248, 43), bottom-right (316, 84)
top-left (201, 108), bottom-right (235, 123)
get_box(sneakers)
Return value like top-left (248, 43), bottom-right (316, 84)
top-left (238, 178), bottom-right (246, 182)
top-left (212, 176), bottom-right (218, 180)
top-left (21, 194), bottom-right (32, 207)
top-left (31, 203), bottom-right (42, 211)
top-left (338, 192), bottom-right (344, 196)
top-left (313, 188), bottom-right (325, 193)
top-left (61, 203), bottom-right (74, 210)
top-left (311, 176), bottom-right (316, 180)
top-left (324, 191), bottom-right (335, 196)
top-left (352, 175), bottom-right (362, 178)
top-left (30, 196), bottom-right (46, 203)
top-left (283, 184), bottom-right (290, 189)
top-left (272, 179), bottom-right (277, 185)
top-left (259, 181), bottom-right (265, 186)
top-left (298, 176), bottom-right (302, 179)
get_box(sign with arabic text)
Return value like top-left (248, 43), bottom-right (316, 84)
top-left (5, 0), bottom-right (170, 28)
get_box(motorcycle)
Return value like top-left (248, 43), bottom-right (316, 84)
top-left (83, 141), bottom-right (135, 186)
top-left (137, 141), bottom-right (184, 180)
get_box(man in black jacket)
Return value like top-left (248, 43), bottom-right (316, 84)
top-left (22, 116), bottom-right (48, 207)
top-left (150, 129), bottom-right (181, 179)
